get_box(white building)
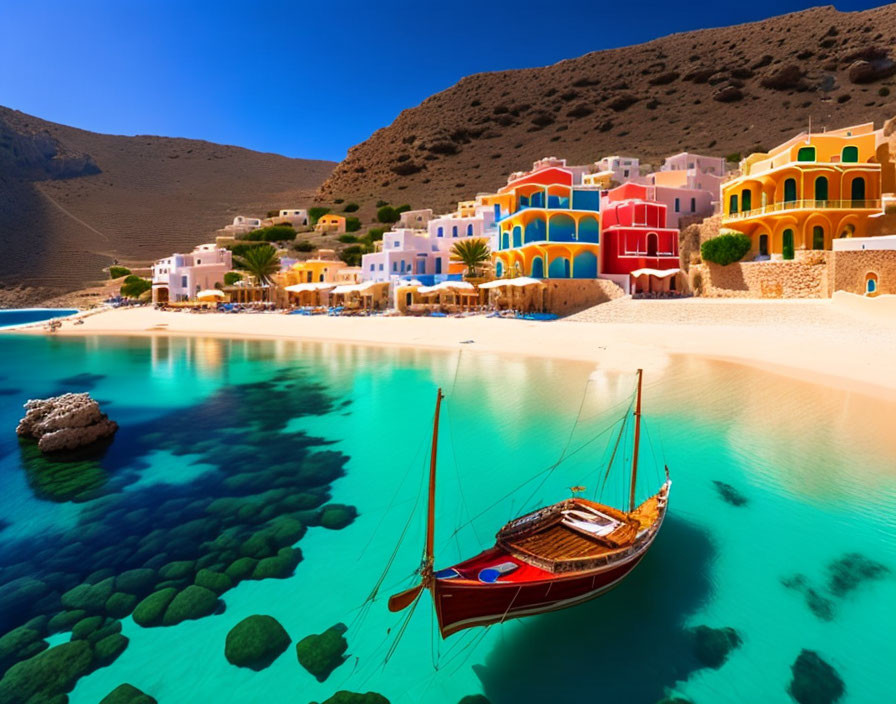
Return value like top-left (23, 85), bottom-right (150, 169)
top-left (151, 244), bottom-right (232, 303)
top-left (265, 209), bottom-right (309, 228)
top-left (594, 156), bottom-right (643, 184)
top-left (361, 202), bottom-right (497, 284)
top-left (398, 208), bottom-right (433, 229)
top-left (217, 215), bottom-right (263, 238)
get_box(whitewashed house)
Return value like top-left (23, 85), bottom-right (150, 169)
top-left (151, 244), bottom-right (232, 303)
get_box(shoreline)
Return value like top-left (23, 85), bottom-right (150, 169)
top-left (4, 303), bottom-right (896, 402)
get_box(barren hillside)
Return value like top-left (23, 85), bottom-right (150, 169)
top-left (0, 106), bottom-right (335, 298)
top-left (318, 4), bottom-right (896, 214)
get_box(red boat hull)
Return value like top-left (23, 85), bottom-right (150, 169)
top-left (433, 552), bottom-right (645, 637)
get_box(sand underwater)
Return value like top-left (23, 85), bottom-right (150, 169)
top-left (0, 334), bottom-right (894, 704)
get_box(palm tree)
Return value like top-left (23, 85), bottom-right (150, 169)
top-left (451, 238), bottom-right (490, 278)
top-left (235, 244), bottom-right (280, 300)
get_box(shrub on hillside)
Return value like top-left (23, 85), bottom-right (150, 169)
top-left (338, 234), bottom-right (359, 244)
top-left (308, 207), bottom-right (330, 226)
top-left (339, 244), bottom-right (372, 266)
top-left (109, 266), bottom-right (131, 279)
top-left (725, 153), bottom-right (741, 163)
top-left (365, 227), bottom-right (386, 242)
top-left (700, 233), bottom-right (752, 266)
top-left (395, 204), bottom-right (411, 214)
top-left (243, 225), bottom-right (295, 242)
top-left (375, 200), bottom-right (388, 207)
top-left (294, 240), bottom-right (315, 252)
top-left (120, 275), bottom-right (151, 298)
top-left (224, 272), bottom-right (243, 286)
top-left (343, 203), bottom-right (359, 212)
top-left (345, 216), bottom-right (361, 232)
top-left (377, 206), bottom-right (400, 224)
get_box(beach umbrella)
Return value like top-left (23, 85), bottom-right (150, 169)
top-left (196, 289), bottom-right (225, 301)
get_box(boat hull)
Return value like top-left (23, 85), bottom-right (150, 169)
top-left (433, 551), bottom-right (645, 637)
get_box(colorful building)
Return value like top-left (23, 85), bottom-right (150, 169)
top-left (721, 122), bottom-right (886, 258)
top-left (277, 249), bottom-right (354, 286)
top-left (600, 183), bottom-right (680, 290)
top-left (315, 214), bottom-right (346, 234)
top-left (489, 158), bottom-right (601, 279)
top-left (151, 244), bottom-right (232, 303)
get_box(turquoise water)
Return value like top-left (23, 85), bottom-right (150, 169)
top-left (0, 309), bottom-right (78, 329)
top-left (0, 334), bottom-right (893, 703)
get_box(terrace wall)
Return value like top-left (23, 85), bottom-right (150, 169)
top-left (691, 251), bottom-right (830, 298)
top-left (544, 278), bottom-right (625, 316)
top-left (830, 249), bottom-right (896, 295)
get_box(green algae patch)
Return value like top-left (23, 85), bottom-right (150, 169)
top-left (296, 623), bottom-right (348, 682)
top-left (99, 683), bottom-right (158, 704)
top-left (161, 585), bottom-right (218, 626)
top-left (94, 633), bottom-right (129, 667)
top-left (0, 640), bottom-right (93, 704)
top-left (225, 615), bottom-right (290, 670)
top-left (0, 626), bottom-right (48, 676)
top-left (318, 504), bottom-right (358, 530)
top-left (132, 588), bottom-right (177, 627)
top-left (194, 569), bottom-right (233, 595)
top-left (106, 592), bottom-right (139, 618)
top-left (18, 437), bottom-right (109, 503)
top-left (318, 692), bottom-right (390, 704)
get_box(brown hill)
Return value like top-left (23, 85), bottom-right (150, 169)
top-left (0, 106), bottom-right (335, 299)
top-left (317, 4), bottom-right (896, 214)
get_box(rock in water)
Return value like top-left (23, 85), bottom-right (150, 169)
top-left (224, 615), bottom-right (291, 670)
top-left (16, 393), bottom-right (118, 452)
top-left (319, 693), bottom-right (390, 704)
top-left (711, 481), bottom-right (748, 507)
top-left (295, 623), bottom-right (348, 682)
top-left (0, 640), bottom-right (94, 704)
top-left (691, 625), bottom-right (742, 668)
top-left (789, 650), bottom-right (845, 704)
top-left (826, 553), bottom-right (889, 597)
top-left (99, 683), bottom-right (158, 704)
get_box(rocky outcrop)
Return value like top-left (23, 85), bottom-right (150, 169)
top-left (225, 615), bottom-right (291, 670)
top-left (17, 393), bottom-right (118, 452)
top-left (295, 623), bottom-right (348, 682)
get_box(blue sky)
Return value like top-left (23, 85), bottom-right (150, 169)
top-left (0, 0), bottom-right (885, 162)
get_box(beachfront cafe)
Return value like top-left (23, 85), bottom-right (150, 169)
top-left (479, 277), bottom-right (547, 312)
top-left (284, 282), bottom-right (335, 308)
top-left (630, 267), bottom-right (681, 296)
top-left (328, 281), bottom-right (390, 311)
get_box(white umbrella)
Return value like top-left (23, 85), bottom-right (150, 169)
top-left (196, 289), bottom-right (225, 299)
top-left (479, 277), bottom-right (545, 289)
top-left (418, 281), bottom-right (475, 294)
top-left (330, 283), bottom-right (363, 295)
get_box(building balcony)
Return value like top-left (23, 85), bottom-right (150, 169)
top-left (723, 199), bottom-right (881, 221)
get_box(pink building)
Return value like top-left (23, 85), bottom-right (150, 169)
top-left (151, 244), bottom-right (232, 303)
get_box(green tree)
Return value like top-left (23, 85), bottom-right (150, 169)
top-left (243, 225), bottom-right (295, 242)
top-left (120, 275), bottom-right (151, 298)
top-left (339, 244), bottom-right (372, 266)
top-left (234, 244), bottom-right (280, 299)
top-left (223, 271), bottom-right (243, 286)
top-left (308, 207), bottom-right (330, 226)
top-left (700, 232), bottom-right (752, 266)
top-left (338, 234), bottom-right (359, 243)
top-left (109, 266), bottom-right (131, 279)
top-left (345, 216), bottom-right (361, 232)
top-left (376, 205), bottom-right (400, 224)
top-left (451, 238), bottom-right (491, 277)
top-left (343, 203), bottom-right (359, 212)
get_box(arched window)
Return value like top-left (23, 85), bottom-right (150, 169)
top-left (812, 226), bottom-right (824, 250)
top-left (851, 177), bottom-right (866, 203)
top-left (646, 233), bottom-right (658, 257)
top-left (815, 176), bottom-right (828, 202)
top-left (452, 226), bottom-right (458, 237)
top-left (783, 179), bottom-right (797, 203)
top-left (782, 229), bottom-right (795, 260)
top-left (466, 224), bottom-right (473, 236)
top-left (741, 190), bottom-right (752, 212)
top-left (797, 146), bottom-right (816, 162)
top-left (842, 146), bottom-right (859, 163)
top-left (866, 273), bottom-right (878, 294)
top-left (729, 194), bottom-right (738, 214)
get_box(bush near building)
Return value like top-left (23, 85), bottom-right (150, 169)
top-left (376, 205), bottom-right (400, 224)
top-left (339, 244), bottom-right (372, 266)
top-left (701, 232), bottom-right (752, 266)
top-left (338, 234), bottom-right (359, 243)
top-left (242, 225), bottom-right (295, 242)
top-left (345, 216), bottom-right (361, 232)
top-left (120, 275), bottom-right (151, 298)
top-left (308, 207), bottom-right (330, 226)
top-left (294, 240), bottom-right (315, 252)
top-left (223, 272), bottom-right (243, 285)
top-left (109, 266), bottom-right (131, 279)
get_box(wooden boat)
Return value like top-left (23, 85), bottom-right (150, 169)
top-left (388, 369), bottom-right (670, 638)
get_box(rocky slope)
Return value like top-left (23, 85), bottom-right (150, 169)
top-left (318, 4), bottom-right (896, 214)
top-left (0, 107), bottom-right (335, 299)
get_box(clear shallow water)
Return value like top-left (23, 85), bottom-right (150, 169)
top-left (0, 309), bottom-right (78, 329)
top-left (0, 334), bottom-right (893, 704)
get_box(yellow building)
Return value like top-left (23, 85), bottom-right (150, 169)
top-left (279, 249), bottom-right (350, 285)
top-left (721, 122), bottom-right (889, 258)
top-left (315, 214), bottom-right (346, 234)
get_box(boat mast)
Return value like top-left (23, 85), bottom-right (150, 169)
top-left (423, 388), bottom-right (444, 585)
top-left (629, 369), bottom-right (643, 512)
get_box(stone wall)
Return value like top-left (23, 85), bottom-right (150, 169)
top-left (691, 251), bottom-right (830, 298)
top-left (543, 279), bottom-right (625, 316)
top-left (831, 249), bottom-right (896, 295)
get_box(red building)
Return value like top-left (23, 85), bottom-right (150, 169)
top-left (600, 184), bottom-right (681, 292)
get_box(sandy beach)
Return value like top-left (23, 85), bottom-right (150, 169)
top-left (8, 296), bottom-right (896, 401)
